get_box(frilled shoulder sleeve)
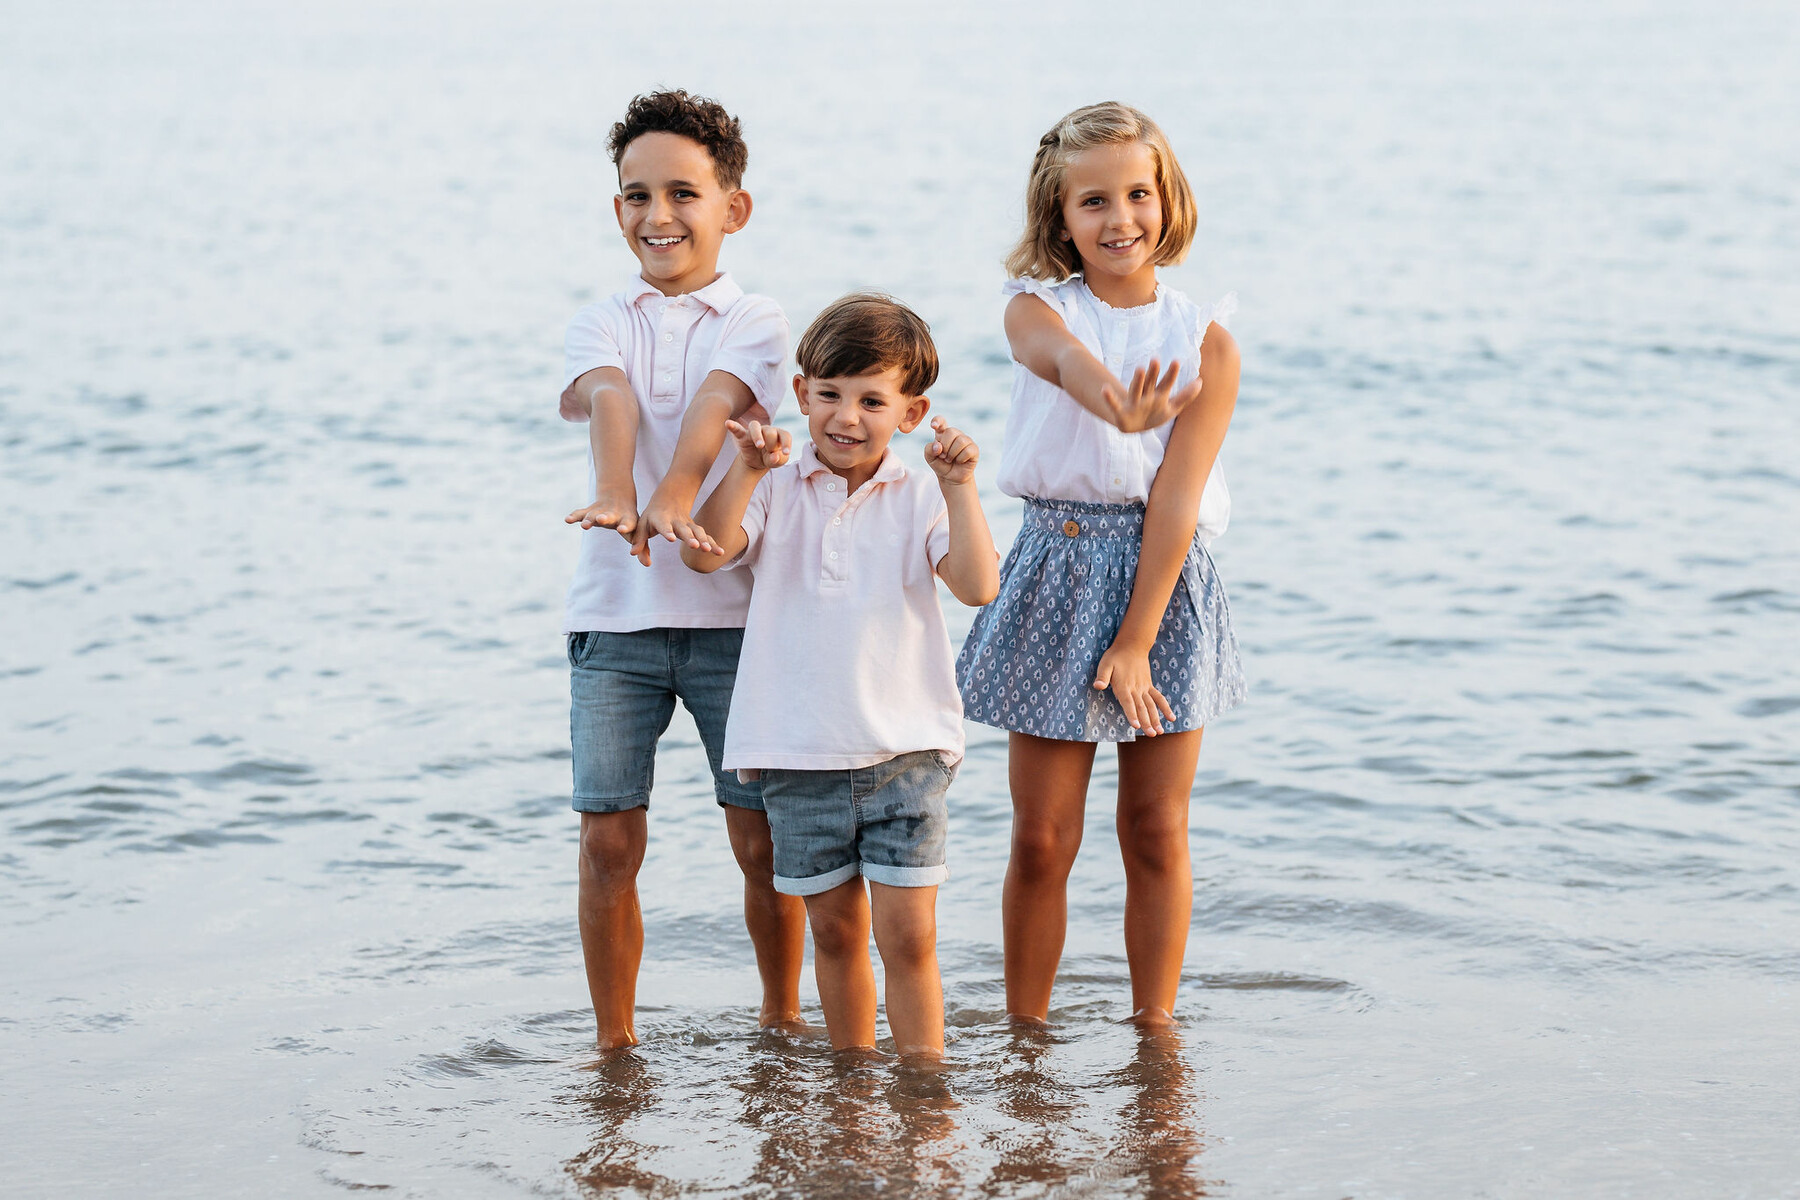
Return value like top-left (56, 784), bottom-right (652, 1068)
top-left (1001, 276), bottom-right (1078, 324)
top-left (1198, 292), bottom-right (1238, 336)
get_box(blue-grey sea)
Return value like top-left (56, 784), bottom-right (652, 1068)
top-left (3, 2), bottom-right (1797, 1196)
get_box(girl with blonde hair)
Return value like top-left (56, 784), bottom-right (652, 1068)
top-left (957, 102), bottom-right (1246, 1027)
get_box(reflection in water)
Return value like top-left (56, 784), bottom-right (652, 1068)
top-left (729, 1036), bottom-right (966, 1196)
top-left (1105, 1029), bottom-right (1214, 1200)
top-left (565, 1051), bottom-right (677, 1196)
top-left (556, 1021), bottom-right (1212, 1196)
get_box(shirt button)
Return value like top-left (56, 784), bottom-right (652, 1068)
top-left (1113, 477), bottom-right (1122, 485)
top-left (833, 517), bottom-right (841, 525)
top-left (1063, 520), bottom-right (1081, 537)
top-left (663, 333), bottom-right (673, 342)
top-left (829, 551), bottom-right (839, 560)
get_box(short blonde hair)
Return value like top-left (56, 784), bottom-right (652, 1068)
top-left (1004, 102), bottom-right (1198, 282)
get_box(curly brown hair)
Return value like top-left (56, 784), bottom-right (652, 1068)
top-left (796, 294), bottom-right (939, 397)
top-left (607, 90), bottom-right (749, 190)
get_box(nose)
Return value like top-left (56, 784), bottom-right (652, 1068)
top-left (646, 194), bottom-right (674, 225)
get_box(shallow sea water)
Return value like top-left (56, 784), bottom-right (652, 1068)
top-left (3, 2), bottom-right (1798, 1196)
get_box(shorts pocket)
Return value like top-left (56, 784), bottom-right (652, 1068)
top-left (568, 630), bottom-right (600, 669)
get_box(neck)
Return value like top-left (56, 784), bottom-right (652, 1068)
top-left (820, 446), bottom-right (883, 495)
top-left (642, 267), bottom-right (723, 297)
top-left (1082, 265), bottom-right (1158, 309)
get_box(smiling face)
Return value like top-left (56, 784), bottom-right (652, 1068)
top-left (1058, 140), bottom-right (1165, 307)
top-left (614, 132), bottom-right (751, 296)
top-left (793, 367), bottom-right (930, 494)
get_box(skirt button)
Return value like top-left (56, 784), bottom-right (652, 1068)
top-left (1062, 519), bottom-right (1081, 537)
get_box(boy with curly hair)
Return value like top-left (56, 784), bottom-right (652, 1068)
top-left (558, 90), bottom-right (803, 1050)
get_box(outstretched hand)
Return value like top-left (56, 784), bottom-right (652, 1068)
top-left (923, 416), bottom-right (979, 486)
top-left (566, 488), bottom-right (639, 540)
top-left (633, 490), bottom-right (722, 564)
top-left (725, 418), bottom-right (792, 473)
top-left (1098, 359), bottom-right (1203, 434)
top-left (1093, 641), bottom-right (1175, 736)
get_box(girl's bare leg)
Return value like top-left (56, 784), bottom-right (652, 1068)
top-left (803, 879), bottom-right (878, 1050)
top-left (869, 882), bottom-right (943, 1057)
top-left (1115, 728), bottom-right (1205, 1024)
top-left (1003, 732), bottom-right (1099, 1021)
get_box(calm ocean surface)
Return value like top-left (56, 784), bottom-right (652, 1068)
top-left (3, 2), bottom-right (1797, 1196)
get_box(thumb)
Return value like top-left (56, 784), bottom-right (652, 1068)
top-left (1093, 660), bottom-right (1112, 690)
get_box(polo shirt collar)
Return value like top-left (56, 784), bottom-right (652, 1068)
top-left (797, 440), bottom-right (909, 487)
top-left (626, 271), bottom-right (743, 314)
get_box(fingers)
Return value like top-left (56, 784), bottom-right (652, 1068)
top-left (725, 419), bottom-right (746, 438)
top-left (1152, 687), bottom-right (1176, 725)
top-left (1157, 359), bottom-right (1181, 396)
top-left (629, 525), bottom-right (651, 566)
top-left (672, 517), bottom-right (716, 555)
top-left (614, 511), bottom-right (637, 537)
top-left (1100, 384), bottom-right (1127, 425)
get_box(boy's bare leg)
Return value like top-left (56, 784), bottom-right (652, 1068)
top-left (1115, 728), bottom-right (1204, 1027)
top-left (802, 879), bottom-right (877, 1050)
top-left (723, 805), bottom-right (807, 1027)
top-left (869, 882), bottom-right (943, 1057)
top-left (1002, 732), bottom-right (1099, 1021)
top-left (578, 808), bottom-right (649, 1050)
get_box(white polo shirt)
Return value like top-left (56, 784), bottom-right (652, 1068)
top-left (559, 273), bottom-right (789, 633)
top-left (721, 442), bottom-right (964, 772)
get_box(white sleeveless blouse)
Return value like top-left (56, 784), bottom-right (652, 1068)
top-left (994, 275), bottom-right (1235, 544)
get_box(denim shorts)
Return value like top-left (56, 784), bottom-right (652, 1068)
top-left (568, 627), bottom-right (762, 813)
top-left (759, 750), bottom-right (954, 896)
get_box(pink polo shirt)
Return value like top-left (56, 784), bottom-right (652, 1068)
top-left (721, 442), bottom-right (964, 772)
top-left (558, 272), bottom-right (789, 633)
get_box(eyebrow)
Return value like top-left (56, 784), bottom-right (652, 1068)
top-left (618, 178), bottom-right (703, 191)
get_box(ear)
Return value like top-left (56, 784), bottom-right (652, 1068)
top-left (722, 189), bottom-right (752, 235)
top-left (792, 373), bottom-right (810, 414)
top-left (614, 193), bottom-right (626, 233)
top-left (898, 395), bottom-right (931, 434)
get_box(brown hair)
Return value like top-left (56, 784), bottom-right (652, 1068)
top-left (608, 90), bottom-right (749, 190)
top-left (796, 293), bottom-right (939, 397)
top-left (1004, 102), bottom-right (1198, 281)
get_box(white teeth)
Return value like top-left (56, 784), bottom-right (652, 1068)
top-left (646, 236), bottom-right (683, 246)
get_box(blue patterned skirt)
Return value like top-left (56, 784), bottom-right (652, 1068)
top-left (956, 498), bottom-right (1246, 742)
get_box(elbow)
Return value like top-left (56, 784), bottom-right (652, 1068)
top-left (952, 572), bottom-right (1001, 608)
top-left (679, 547), bottom-right (713, 574)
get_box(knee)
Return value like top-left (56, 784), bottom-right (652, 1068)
top-left (807, 908), bottom-right (867, 958)
top-left (725, 816), bottom-right (776, 882)
top-left (876, 919), bottom-right (937, 970)
top-left (579, 814), bottom-right (645, 885)
top-left (1009, 820), bottom-right (1081, 883)
top-left (1118, 808), bottom-right (1188, 875)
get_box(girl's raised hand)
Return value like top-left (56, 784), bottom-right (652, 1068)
top-left (1097, 358), bottom-right (1204, 433)
top-left (924, 416), bottom-right (979, 486)
top-left (1093, 639), bottom-right (1176, 736)
top-left (726, 418), bottom-right (792, 472)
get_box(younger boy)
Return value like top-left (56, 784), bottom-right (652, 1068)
top-left (682, 294), bottom-right (999, 1057)
top-left (558, 90), bottom-right (805, 1050)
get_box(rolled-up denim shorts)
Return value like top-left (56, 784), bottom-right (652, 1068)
top-left (568, 627), bottom-right (762, 813)
top-left (759, 750), bottom-right (954, 896)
